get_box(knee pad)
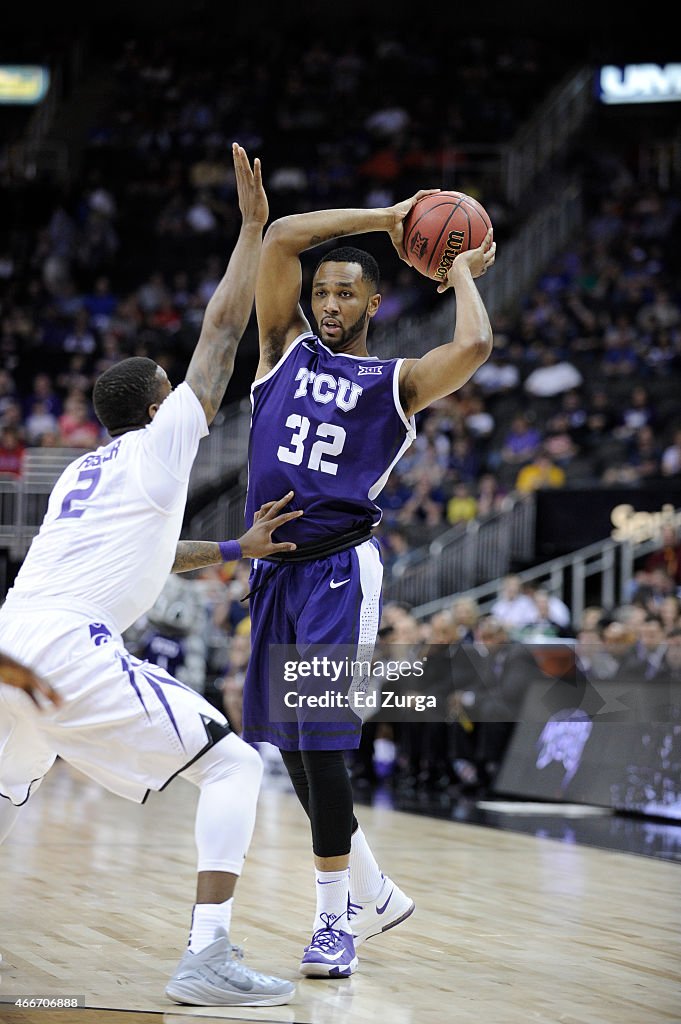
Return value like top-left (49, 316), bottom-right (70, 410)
top-left (182, 733), bottom-right (263, 790)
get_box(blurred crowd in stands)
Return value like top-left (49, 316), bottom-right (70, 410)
top-left (1, 32), bottom-right (679, 554)
top-left (2, 20), bottom-right (681, 794)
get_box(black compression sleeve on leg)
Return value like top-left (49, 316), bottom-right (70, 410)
top-left (280, 748), bottom-right (311, 817)
top-left (280, 748), bottom-right (359, 844)
top-left (301, 749), bottom-right (354, 858)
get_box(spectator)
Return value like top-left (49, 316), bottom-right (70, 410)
top-left (631, 567), bottom-right (677, 614)
top-left (519, 588), bottom-right (573, 639)
top-left (450, 596), bottom-right (481, 643)
top-left (663, 627), bottom-right (681, 682)
top-left (615, 385), bottom-right (656, 441)
top-left (398, 474), bottom-right (446, 528)
top-left (0, 370), bottom-right (18, 420)
top-left (642, 328), bottom-right (680, 377)
top-left (624, 424), bottom-right (662, 480)
top-left (381, 526), bottom-right (422, 578)
top-left (446, 482), bottom-right (478, 525)
top-left (614, 614), bottom-right (671, 685)
top-left (600, 620), bottom-right (638, 667)
top-left (384, 608), bottom-right (461, 791)
top-left (472, 350), bottom-right (520, 396)
top-left (83, 275), bottom-right (119, 330)
top-left (542, 427), bottom-right (580, 474)
top-left (576, 624), bottom-right (619, 681)
top-left (490, 574), bottom-right (537, 631)
top-left (636, 285), bottom-right (681, 333)
top-left (137, 271), bottom-right (171, 315)
top-left (0, 425), bottom-right (25, 477)
top-left (462, 392), bottom-right (495, 440)
top-left (515, 450), bottom-right (566, 493)
top-left (645, 526), bottom-right (681, 588)
top-left (661, 428), bottom-right (681, 477)
top-left (24, 401), bottom-right (59, 445)
top-left (600, 315), bottom-right (639, 377)
top-left (63, 310), bottom-right (98, 355)
top-left (475, 473), bottom-right (507, 516)
top-left (659, 595), bottom-right (681, 635)
top-left (447, 435), bottom-right (480, 483)
top-left (57, 394), bottom-right (101, 448)
top-left (523, 350), bottom-right (583, 397)
top-left (579, 607), bottom-right (606, 632)
top-left (615, 603), bottom-right (649, 632)
top-left (497, 413), bottom-right (542, 467)
top-left (583, 389), bottom-right (618, 451)
top-left (448, 615), bottom-right (538, 791)
top-left (553, 390), bottom-right (589, 444)
top-left (23, 374), bottom-right (62, 417)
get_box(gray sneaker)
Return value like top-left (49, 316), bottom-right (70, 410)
top-left (165, 931), bottom-right (295, 1006)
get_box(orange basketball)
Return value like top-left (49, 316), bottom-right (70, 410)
top-left (402, 191), bottom-right (493, 282)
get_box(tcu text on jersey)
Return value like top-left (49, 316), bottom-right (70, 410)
top-left (293, 368), bottom-right (363, 411)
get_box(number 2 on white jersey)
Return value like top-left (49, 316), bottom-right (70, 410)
top-left (56, 467), bottom-right (102, 519)
top-left (277, 415), bottom-right (346, 476)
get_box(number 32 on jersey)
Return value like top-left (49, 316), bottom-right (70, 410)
top-left (277, 415), bottom-right (346, 476)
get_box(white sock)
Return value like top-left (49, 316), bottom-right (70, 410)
top-left (188, 897), bottom-right (233, 952)
top-left (313, 868), bottom-right (349, 933)
top-left (350, 826), bottom-right (384, 902)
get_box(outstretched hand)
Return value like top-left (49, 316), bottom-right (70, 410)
top-left (437, 228), bottom-right (496, 293)
top-left (387, 189), bottom-right (441, 265)
top-left (238, 491), bottom-right (303, 558)
top-left (0, 651), bottom-right (62, 709)
top-left (232, 142), bottom-right (269, 228)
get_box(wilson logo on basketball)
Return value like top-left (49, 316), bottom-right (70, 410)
top-left (408, 231), bottom-right (429, 260)
top-left (435, 229), bottom-right (465, 279)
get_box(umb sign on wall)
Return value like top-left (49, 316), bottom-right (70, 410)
top-left (598, 63), bottom-right (681, 105)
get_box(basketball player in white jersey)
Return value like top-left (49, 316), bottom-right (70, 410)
top-left (0, 145), bottom-right (298, 1008)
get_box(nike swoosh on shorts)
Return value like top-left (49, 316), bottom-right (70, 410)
top-left (330, 579), bottom-right (350, 589)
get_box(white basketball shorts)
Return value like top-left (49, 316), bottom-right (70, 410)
top-left (0, 610), bottom-right (230, 806)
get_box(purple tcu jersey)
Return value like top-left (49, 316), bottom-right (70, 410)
top-left (245, 333), bottom-right (416, 545)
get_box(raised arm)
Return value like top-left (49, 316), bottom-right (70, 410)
top-left (254, 191), bottom-right (438, 378)
top-left (398, 230), bottom-right (496, 417)
top-left (185, 144), bottom-right (268, 423)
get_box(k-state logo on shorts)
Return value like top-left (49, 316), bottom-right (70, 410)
top-left (89, 622), bottom-right (112, 645)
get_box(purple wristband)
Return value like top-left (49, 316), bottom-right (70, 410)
top-left (218, 540), bottom-right (242, 562)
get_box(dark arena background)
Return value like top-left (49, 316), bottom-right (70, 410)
top-left (1, 4), bottom-right (680, 1023)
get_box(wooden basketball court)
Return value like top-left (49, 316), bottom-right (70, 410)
top-left (1, 760), bottom-right (679, 1024)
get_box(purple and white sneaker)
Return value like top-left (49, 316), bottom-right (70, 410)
top-left (348, 874), bottom-right (415, 947)
top-left (299, 914), bottom-right (358, 978)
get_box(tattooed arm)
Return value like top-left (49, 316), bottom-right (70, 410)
top-left (185, 144), bottom-right (268, 424)
top-left (171, 541), bottom-right (224, 574)
top-left (171, 491), bottom-right (303, 572)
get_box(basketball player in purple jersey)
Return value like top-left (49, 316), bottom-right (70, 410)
top-left (241, 191), bottom-right (496, 976)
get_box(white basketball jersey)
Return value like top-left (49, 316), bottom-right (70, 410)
top-left (3, 382), bottom-right (208, 634)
